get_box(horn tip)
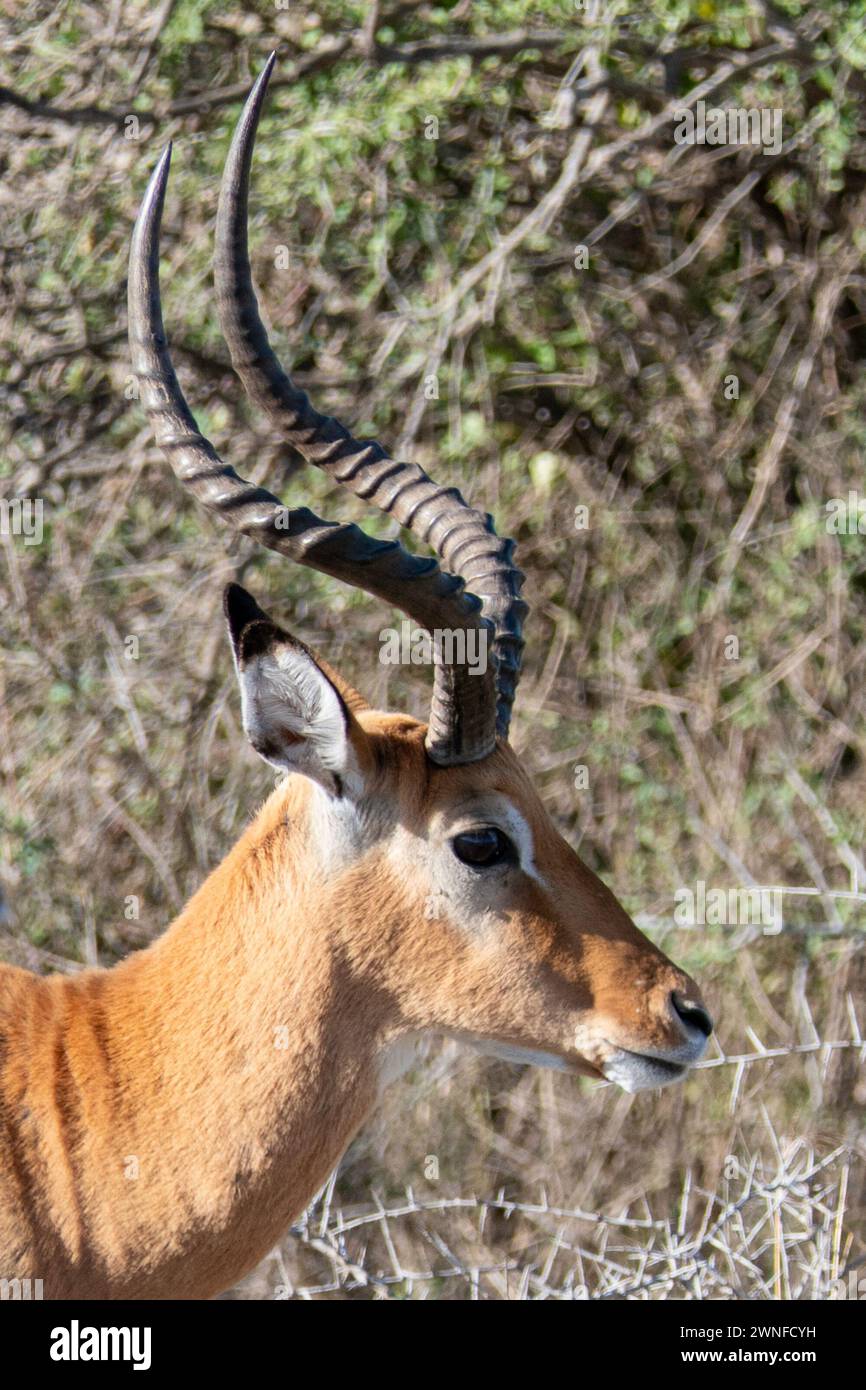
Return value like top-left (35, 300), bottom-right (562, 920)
top-left (145, 143), bottom-right (173, 204)
top-left (253, 51), bottom-right (277, 97)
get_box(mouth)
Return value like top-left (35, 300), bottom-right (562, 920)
top-left (469, 1036), bottom-right (699, 1091)
top-left (601, 1044), bottom-right (689, 1093)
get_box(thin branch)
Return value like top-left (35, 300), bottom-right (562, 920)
top-left (0, 28), bottom-right (573, 129)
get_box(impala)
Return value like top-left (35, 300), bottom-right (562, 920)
top-left (0, 58), bottom-right (712, 1300)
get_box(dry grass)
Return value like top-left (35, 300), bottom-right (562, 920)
top-left (255, 1132), bottom-right (855, 1300)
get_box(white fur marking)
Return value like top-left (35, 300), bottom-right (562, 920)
top-left (240, 642), bottom-right (363, 796)
top-left (496, 801), bottom-right (543, 884)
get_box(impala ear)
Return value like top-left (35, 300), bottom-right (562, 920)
top-left (224, 584), bottom-right (362, 796)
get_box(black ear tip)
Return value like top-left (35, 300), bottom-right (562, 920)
top-left (223, 581), bottom-right (251, 615)
top-left (223, 583), bottom-right (271, 649)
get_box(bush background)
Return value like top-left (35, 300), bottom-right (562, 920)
top-left (1, 0), bottom-right (864, 1297)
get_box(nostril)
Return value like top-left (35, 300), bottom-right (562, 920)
top-left (671, 990), bottom-right (713, 1038)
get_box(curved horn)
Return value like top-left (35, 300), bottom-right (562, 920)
top-left (128, 145), bottom-right (495, 763)
top-left (213, 54), bottom-right (528, 741)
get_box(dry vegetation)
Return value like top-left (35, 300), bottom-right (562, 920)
top-left (1, 0), bottom-right (864, 1298)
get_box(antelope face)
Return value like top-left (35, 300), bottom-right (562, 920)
top-left (364, 718), bottom-right (713, 1094)
top-left (227, 586), bottom-right (712, 1096)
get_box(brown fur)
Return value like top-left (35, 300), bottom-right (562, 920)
top-left (0, 695), bottom-right (708, 1299)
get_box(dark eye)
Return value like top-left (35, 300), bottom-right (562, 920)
top-left (452, 827), bottom-right (515, 869)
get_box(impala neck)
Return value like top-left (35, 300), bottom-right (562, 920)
top-left (36, 780), bottom-right (398, 1298)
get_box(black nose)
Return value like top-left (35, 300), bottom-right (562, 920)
top-left (671, 991), bottom-right (713, 1038)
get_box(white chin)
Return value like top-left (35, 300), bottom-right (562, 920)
top-left (602, 1049), bottom-right (688, 1093)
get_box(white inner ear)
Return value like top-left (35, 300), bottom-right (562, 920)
top-left (240, 642), bottom-right (349, 779)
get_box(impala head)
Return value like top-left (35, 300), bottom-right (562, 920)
top-left (129, 56), bottom-right (712, 1094)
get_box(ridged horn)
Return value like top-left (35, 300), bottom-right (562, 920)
top-left (128, 143), bottom-right (498, 763)
top-left (213, 54), bottom-right (528, 744)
